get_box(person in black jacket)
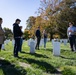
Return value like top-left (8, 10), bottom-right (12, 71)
top-left (35, 27), bottom-right (41, 50)
top-left (0, 18), bottom-right (5, 51)
top-left (43, 30), bottom-right (47, 50)
top-left (19, 26), bottom-right (23, 52)
top-left (13, 19), bottom-right (23, 57)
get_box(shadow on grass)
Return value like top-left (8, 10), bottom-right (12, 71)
top-left (61, 49), bottom-right (70, 52)
top-left (18, 57), bottom-right (61, 74)
top-left (60, 55), bottom-right (76, 60)
top-left (40, 48), bottom-right (53, 52)
top-left (46, 48), bottom-right (53, 52)
top-left (59, 49), bottom-right (76, 60)
top-left (0, 59), bottom-right (27, 75)
top-left (21, 51), bottom-right (49, 58)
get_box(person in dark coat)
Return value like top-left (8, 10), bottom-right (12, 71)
top-left (43, 30), bottom-right (47, 50)
top-left (13, 19), bottom-right (23, 57)
top-left (0, 18), bottom-right (5, 51)
top-left (19, 26), bottom-right (23, 52)
top-left (35, 27), bottom-right (41, 50)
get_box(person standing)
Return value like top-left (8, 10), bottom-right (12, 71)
top-left (13, 19), bottom-right (23, 57)
top-left (43, 30), bottom-right (47, 50)
top-left (67, 22), bottom-right (76, 52)
top-left (35, 27), bottom-right (41, 50)
top-left (19, 26), bottom-right (23, 52)
top-left (0, 18), bottom-right (5, 51)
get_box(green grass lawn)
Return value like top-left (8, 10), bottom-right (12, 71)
top-left (0, 41), bottom-right (76, 75)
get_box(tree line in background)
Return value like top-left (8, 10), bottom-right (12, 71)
top-left (25, 0), bottom-right (76, 40)
top-left (3, 27), bottom-right (13, 40)
top-left (3, 0), bottom-right (76, 40)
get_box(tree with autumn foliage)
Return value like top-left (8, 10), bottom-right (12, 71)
top-left (23, 29), bottom-right (30, 40)
top-left (38, 0), bottom-right (76, 38)
top-left (3, 27), bottom-right (13, 39)
top-left (26, 0), bottom-right (76, 39)
top-left (26, 16), bottom-right (45, 38)
top-left (26, 16), bottom-right (36, 29)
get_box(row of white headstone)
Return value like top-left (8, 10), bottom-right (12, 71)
top-left (28, 38), bottom-right (45, 53)
top-left (28, 38), bottom-right (68, 54)
top-left (1, 39), bottom-right (26, 50)
top-left (52, 39), bottom-right (68, 45)
top-left (28, 38), bottom-right (44, 47)
top-left (1, 39), bottom-right (68, 56)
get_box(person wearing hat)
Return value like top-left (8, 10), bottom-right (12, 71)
top-left (0, 18), bottom-right (5, 51)
top-left (13, 19), bottom-right (23, 57)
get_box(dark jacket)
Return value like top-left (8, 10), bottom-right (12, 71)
top-left (13, 23), bottom-right (23, 38)
top-left (44, 33), bottom-right (47, 38)
top-left (0, 25), bottom-right (5, 44)
top-left (36, 29), bottom-right (41, 38)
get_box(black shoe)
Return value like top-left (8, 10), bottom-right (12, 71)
top-left (38, 48), bottom-right (40, 50)
top-left (71, 49), bottom-right (74, 52)
top-left (14, 55), bottom-right (18, 57)
top-left (19, 51), bottom-right (22, 53)
top-left (20, 51), bottom-right (22, 53)
top-left (35, 47), bottom-right (37, 50)
top-left (3, 49), bottom-right (5, 51)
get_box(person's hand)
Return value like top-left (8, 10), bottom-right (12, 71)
top-left (69, 30), bottom-right (72, 32)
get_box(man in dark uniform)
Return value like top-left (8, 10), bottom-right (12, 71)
top-left (35, 27), bottom-right (41, 50)
top-left (13, 19), bottom-right (23, 57)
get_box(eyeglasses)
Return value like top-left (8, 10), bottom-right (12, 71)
top-left (69, 23), bottom-right (72, 25)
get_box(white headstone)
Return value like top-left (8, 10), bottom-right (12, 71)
top-left (29, 39), bottom-right (35, 54)
top-left (47, 38), bottom-right (50, 42)
top-left (53, 40), bottom-right (60, 56)
top-left (63, 39), bottom-right (68, 45)
top-left (5, 40), bottom-right (9, 45)
top-left (52, 39), bottom-right (54, 44)
top-left (60, 39), bottom-right (63, 43)
top-left (40, 39), bottom-right (44, 46)
top-left (1, 44), bottom-right (5, 50)
top-left (12, 39), bottom-right (15, 46)
top-left (23, 40), bottom-right (25, 43)
top-left (28, 38), bottom-right (32, 46)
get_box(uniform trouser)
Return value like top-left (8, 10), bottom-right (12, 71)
top-left (74, 36), bottom-right (76, 50)
top-left (69, 35), bottom-right (76, 51)
top-left (0, 44), bottom-right (2, 50)
top-left (19, 38), bottom-right (23, 52)
top-left (36, 37), bottom-right (41, 49)
top-left (44, 38), bottom-right (47, 48)
top-left (14, 38), bottom-right (20, 56)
